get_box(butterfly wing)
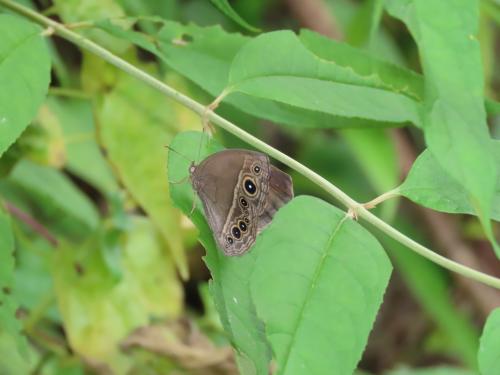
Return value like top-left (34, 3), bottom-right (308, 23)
top-left (191, 149), bottom-right (291, 255)
top-left (256, 165), bottom-right (294, 233)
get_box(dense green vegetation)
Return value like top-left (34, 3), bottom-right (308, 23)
top-left (0, 0), bottom-right (499, 374)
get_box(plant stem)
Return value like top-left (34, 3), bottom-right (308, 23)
top-left (3, 0), bottom-right (500, 290)
top-left (48, 87), bottom-right (91, 99)
top-left (5, 201), bottom-right (58, 247)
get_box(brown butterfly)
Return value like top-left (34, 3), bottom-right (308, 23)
top-left (189, 150), bottom-right (293, 255)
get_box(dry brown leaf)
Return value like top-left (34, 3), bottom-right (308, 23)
top-left (121, 319), bottom-right (238, 375)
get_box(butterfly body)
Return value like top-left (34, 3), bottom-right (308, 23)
top-left (189, 149), bottom-right (293, 255)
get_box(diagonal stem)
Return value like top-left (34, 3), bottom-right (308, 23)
top-left (5, 201), bottom-right (58, 247)
top-left (2, 0), bottom-right (500, 290)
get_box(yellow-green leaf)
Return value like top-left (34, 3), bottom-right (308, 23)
top-left (97, 64), bottom-right (198, 279)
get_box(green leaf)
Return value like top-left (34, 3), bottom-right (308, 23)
top-left (98, 20), bottom-right (495, 131)
top-left (95, 21), bottom-right (425, 129)
top-left (8, 159), bottom-right (99, 239)
top-left (36, 357), bottom-right (86, 375)
top-left (250, 196), bottom-right (392, 375)
top-left (52, 216), bottom-right (182, 373)
top-left (210, 0), bottom-right (260, 32)
top-left (16, 102), bottom-right (66, 168)
top-left (344, 0), bottom-right (386, 47)
top-left (117, 0), bottom-right (179, 33)
top-left (0, 14), bottom-right (51, 157)
top-left (158, 22), bottom-right (327, 128)
top-left (122, 218), bottom-right (183, 318)
top-left (168, 131), bottom-right (271, 375)
top-left (399, 141), bottom-right (500, 223)
top-left (156, 22), bottom-right (246, 91)
top-left (94, 17), bottom-right (163, 56)
top-left (369, 0), bottom-right (385, 43)
top-left (297, 29), bottom-right (423, 100)
top-left (386, 367), bottom-right (476, 375)
top-left (289, 131), bottom-right (479, 365)
top-left (45, 96), bottom-right (118, 194)
top-left (386, 0), bottom-right (498, 253)
top-left (97, 64), bottom-right (198, 279)
top-left (478, 308), bottom-right (500, 375)
top-left (0, 203), bottom-right (31, 374)
top-left (13, 233), bottom-right (58, 323)
top-left (226, 31), bottom-right (421, 127)
top-left (152, 22), bottom-right (414, 129)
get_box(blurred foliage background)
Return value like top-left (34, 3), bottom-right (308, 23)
top-left (0, 0), bottom-right (499, 374)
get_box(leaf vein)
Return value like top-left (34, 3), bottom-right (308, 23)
top-left (280, 214), bottom-right (348, 374)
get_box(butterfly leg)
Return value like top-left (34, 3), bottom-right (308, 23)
top-left (169, 175), bottom-right (189, 185)
top-left (188, 189), bottom-right (197, 217)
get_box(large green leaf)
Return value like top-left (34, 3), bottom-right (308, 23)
top-left (0, 203), bottom-right (32, 374)
top-left (249, 196), bottom-right (392, 375)
top-left (97, 64), bottom-right (198, 279)
top-left (7, 159), bottom-right (99, 239)
top-left (290, 131), bottom-right (479, 365)
top-left (478, 308), bottom-right (500, 375)
top-left (399, 141), bottom-right (500, 223)
top-left (168, 132), bottom-right (271, 375)
top-left (386, 0), bottom-right (498, 253)
top-left (0, 14), bottom-right (51, 157)
top-left (226, 31), bottom-right (421, 127)
top-left (147, 22), bottom-right (416, 129)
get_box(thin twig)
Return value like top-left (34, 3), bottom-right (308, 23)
top-left (2, 0), bottom-right (500, 289)
top-left (4, 201), bottom-right (58, 247)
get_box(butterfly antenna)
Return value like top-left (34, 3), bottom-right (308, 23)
top-left (164, 145), bottom-right (192, 163)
